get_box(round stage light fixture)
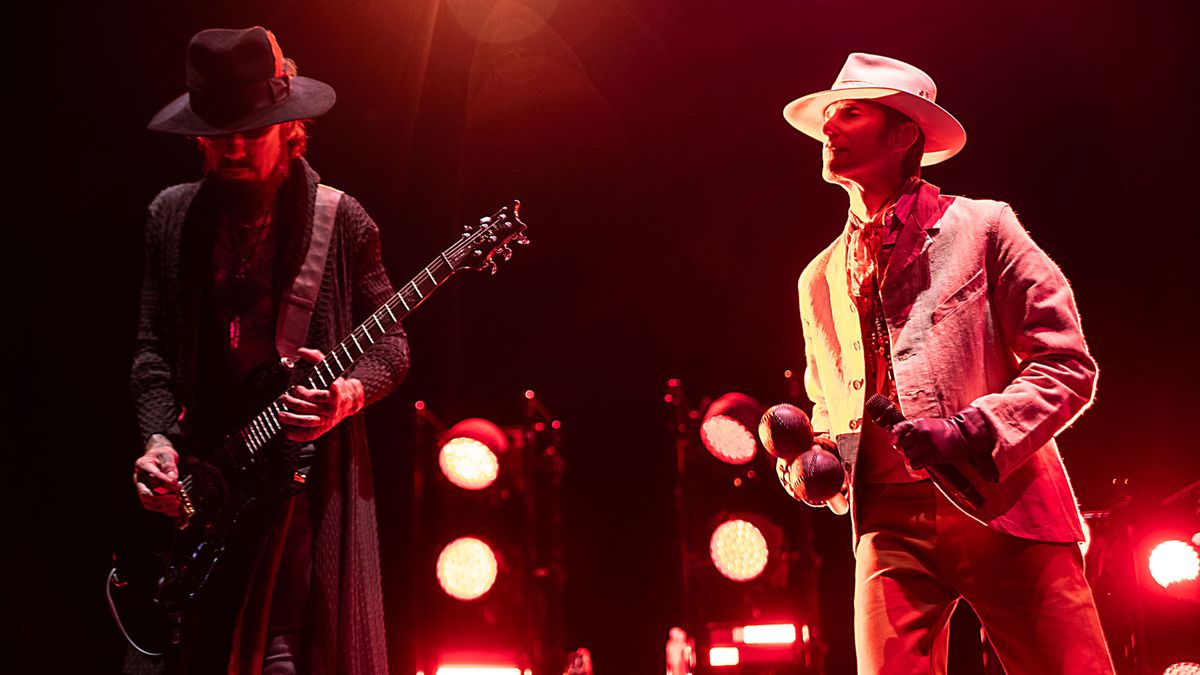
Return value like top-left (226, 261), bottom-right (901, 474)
top-left (1163, 664), bottom-right (1200, 675)
top-left (709, 518), bottom-right (769, 582)
top-left (439, 418), bottom-right (507, 490)
top-left (436, 536), bottom-right (499, 600)
top-left (701, 393), bottom-right (764, 465)
top-left (1148, 539), bottom-right (1200, 588)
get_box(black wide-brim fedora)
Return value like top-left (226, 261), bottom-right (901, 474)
top-left (148, 26), bottom-right (335, 136)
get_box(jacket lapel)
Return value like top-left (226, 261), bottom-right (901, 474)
top-left (882, 181), bottom-right (944, 288)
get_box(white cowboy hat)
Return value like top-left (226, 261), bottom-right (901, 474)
top-left (783, 53), bottom-right (966, 166)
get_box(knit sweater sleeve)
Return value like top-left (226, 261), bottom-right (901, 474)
top-left (130, 189), bottom-right (186, 448)
top-left (340, 195), bottom-right (411, 405)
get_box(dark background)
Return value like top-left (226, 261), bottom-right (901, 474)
top-left (16, 0), bottom-right (1198, 672)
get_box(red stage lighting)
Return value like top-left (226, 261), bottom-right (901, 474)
top-left (1148, 539), bottom-right (1200, 588)
top-left (709, 646), bottom-right (740, 667)
top-left (701, 393), bottom-right (764, 465)
top-left (735, 623), bottom-right (797, 645)
top-left (436, 537), bottom-right (499, 600)
top-left (1163, 664), bottom-right (1200, 675)
top-left (439, 418), bottom-right (507, 490)
top-left (709, 518), bottom-right (769, 582)
top-left (435, 666), bottom-right (523, 675)
top-left (708, 621), bottom-right (812, 670)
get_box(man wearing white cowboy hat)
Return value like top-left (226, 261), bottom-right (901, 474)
top-left (774, 53), bottom-right (1115, 673)
top-left (130, 26), bottom-right (409, 674)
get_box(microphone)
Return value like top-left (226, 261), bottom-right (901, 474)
top-left (863, 394), bottom-right (985, 509)
top-left (759, 404), bottom-right (848, 514)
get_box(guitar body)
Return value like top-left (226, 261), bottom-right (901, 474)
top-left (166, 472), bottom-right (301, 674)
top-left (111, 419), bottom-right (311, 660)
top-left (163, 445), bottom-right (308, 605)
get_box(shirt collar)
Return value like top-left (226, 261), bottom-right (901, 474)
top-left (847, 177), bottom-right (923, 233)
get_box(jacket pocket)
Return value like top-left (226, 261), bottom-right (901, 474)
top-left (931, 269), bottom-right (985, 325)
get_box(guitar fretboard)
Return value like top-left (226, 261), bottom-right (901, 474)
top-left (237, 253), bottom-right (461, 456)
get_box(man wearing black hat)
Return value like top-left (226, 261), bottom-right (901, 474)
top-left (131, 27), bottom-right (407, 674)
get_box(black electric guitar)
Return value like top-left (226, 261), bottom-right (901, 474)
top-left (109, 201), bottom-right (527, 656)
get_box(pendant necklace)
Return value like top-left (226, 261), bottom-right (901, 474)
top-left (227, 211), bottom-right (273, 350)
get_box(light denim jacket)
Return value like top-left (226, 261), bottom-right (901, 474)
top-left (785, 181), bottom-right (1095, 544)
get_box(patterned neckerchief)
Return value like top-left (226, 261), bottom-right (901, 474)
top-left (846, 178), bottom-right (921, 297)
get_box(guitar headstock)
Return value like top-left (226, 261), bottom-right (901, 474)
top-left (452, 200), bottom-right (529, 274)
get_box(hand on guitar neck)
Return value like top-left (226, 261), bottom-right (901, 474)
top-left (277, 346), bottom-right (365, 442)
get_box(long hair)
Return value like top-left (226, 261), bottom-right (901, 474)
top-left (285, 118), bottom-right (310, 159)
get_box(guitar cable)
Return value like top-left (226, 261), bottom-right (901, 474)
top-left (105, 567), bottom-right (164, 657)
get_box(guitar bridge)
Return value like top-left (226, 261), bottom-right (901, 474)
top-left (175, 486), bottom-right (196, 530)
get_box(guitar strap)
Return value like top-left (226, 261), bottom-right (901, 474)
top-left (275, 183), bottom-right (343, 366)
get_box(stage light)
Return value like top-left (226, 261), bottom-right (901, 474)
top-left (700, 393), bottom-right (764, 464)
top-left (1163, 664), bottom-right (1200, 675)
top-left (709, 518), bottom-right (769, 582)
top-left (436, 666), bottom-right (522, 675)
top-left (439, 418), bottom-right (507, 490)
top-left (415, 397), bottom-right (567, 675)
top-left (735, 623), bottom-right (797, 645)
top-left (666, 379), bottom-right (824, 672)
top-left (440, 438), bottom-right (500, 490)
top-left (709, 647), bottom-right (740, 667)
top-left (1148, 539), bottom-right (1200, 588)
top-left (436, 537), bottom-right (499, 600)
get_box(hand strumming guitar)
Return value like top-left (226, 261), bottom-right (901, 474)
top-left (133, 434), bottom-right (183, 516)
top-left (277, 347), bottom-right (366, 442)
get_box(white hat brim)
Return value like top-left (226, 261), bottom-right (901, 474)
top-left (783, 87), bottom-right (966, 166)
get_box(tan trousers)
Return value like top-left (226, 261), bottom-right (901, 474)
top-left (853, 480), bottom-right (1115, 675)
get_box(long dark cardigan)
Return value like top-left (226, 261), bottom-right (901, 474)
top-left (131, 158), bottom-right (409, 674)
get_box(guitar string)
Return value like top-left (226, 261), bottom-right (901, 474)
top-left (178, 238), bottom-right (469, 491)
top-left (175, 212), bottom-right (520, 494)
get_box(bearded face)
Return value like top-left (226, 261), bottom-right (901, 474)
top-left (198, 122), bottom-right (295, 218)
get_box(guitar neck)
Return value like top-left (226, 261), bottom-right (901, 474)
top-left (237, 253), bottom-right (460, 457)
top-left (306, 253), bottom-right (457, 387)
top-left (176, 200), bottom-right (523, 522)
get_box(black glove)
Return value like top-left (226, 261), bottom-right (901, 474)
top-left (893, 407), bottom-right (998, 481)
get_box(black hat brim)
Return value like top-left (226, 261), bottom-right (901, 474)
top-left (147, 76), bottom-right (336, 135)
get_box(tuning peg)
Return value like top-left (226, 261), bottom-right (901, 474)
top-left (487, 260), bottom-right (498, 275)
top-left (463, 223), bottom-right (477, 233)
top-left (499, 246), bottom-right (513, 262)
top-left (515, 234), bottom-right (531, 246)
